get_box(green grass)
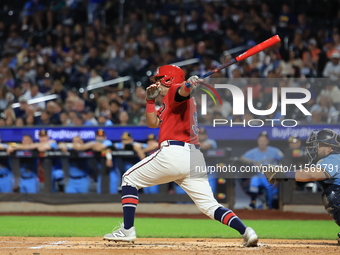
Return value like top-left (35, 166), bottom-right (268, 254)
top-left (0, 216), bottom-right (338, 240)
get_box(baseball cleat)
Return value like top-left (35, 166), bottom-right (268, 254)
top-left (242, 227), bottom-right (258, 247)
top-left (104, 223), bottom-right (136, 243)
top-left (337, 232), bottom-right (340, 245)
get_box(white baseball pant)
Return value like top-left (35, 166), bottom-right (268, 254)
top-left (122, 140), bottom-right (223, 219)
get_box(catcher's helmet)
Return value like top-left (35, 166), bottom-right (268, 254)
top-left (150, 65), bottom-right (185, 87)
top-left (306, 129), bottom-right (340, 164)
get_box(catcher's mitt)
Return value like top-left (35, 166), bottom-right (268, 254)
top-left (260, 165), bottom-right (288, 185)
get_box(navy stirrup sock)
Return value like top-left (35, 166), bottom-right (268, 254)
top-left (121, 186), bottom-right (139, 229)
top-left (214, 207), bottom-right (246, 235)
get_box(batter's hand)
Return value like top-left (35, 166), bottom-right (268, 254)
top-left (186, 75), bottom-right (203, 89)
top-left (146, 84), bottom-right (161, 100)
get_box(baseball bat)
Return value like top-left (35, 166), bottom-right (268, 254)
top-left (186, 35), bottom-right (281, 87)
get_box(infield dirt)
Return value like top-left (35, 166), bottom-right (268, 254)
top-left (0, 237), bottom-right (339, 254)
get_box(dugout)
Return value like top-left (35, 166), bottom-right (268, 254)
top-left (0, 125), bottom-right (335, 213)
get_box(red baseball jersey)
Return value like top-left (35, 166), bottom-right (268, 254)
top-left (157, 84), bottom-right (199, 145)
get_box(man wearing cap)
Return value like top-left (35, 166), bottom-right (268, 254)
top-left (240, 132), bottom-right (284, 210)
top-left (323, 51), bottom-right (340, 80)
top-left (303, 38), bottom-right (320, 63)
top-left (0, 135), bottom-right (12, 193)
top-left (7, 135), bottom-right (39, 193)
top-left (115, 132), bottom-right (146, 162)
top-left (97, 112), bottom-right (114, 126)
top-left (142, 134), bottom-right (159, 156)
top-left (14, 130), bottom-right (65, 193)
top-left (113, 132), bottom-right (146, 176)
top-left (37, 130), bottom-right (64, 193)
top-left (58, 136), bottom-right (90, 194)
top-left (74, 129), bottom-right (119, 194)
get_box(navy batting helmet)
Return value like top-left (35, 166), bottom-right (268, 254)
top-left (306, 129), bottom-right (340, 164)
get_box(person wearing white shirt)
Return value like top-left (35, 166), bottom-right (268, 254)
top-left (323, 52), bottom-right (340, 79)
top-left (23, 83), bottom-right (45, 110)
top-left (88, 69), bottom-right (103, 86)
top-left (308, 94), bottom-right (338, 123)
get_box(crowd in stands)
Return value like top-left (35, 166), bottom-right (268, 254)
top-left (0, 0), bottom-right (339, 127)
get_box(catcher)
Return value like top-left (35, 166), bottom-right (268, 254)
top-left (262, 129), bottom-right (340, 244)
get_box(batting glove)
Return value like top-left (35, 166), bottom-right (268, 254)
top-left (146, 84), bottom-right (161, 101)
top-left (186, 75), bottom-right (203, 89)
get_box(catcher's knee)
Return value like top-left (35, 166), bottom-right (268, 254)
top-left (322, 188), bottom-right (340, 226)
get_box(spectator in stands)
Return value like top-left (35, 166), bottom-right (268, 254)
top-left (276, 4), bottom-right (297, 38)
top-left (324, 38), bottom-right (338, 59)
top-left (35, 110), bottom-right (51, 125)
top-left (50, 80), bottom-right (67, 103)
top-left (303, 38), bottom-right (320, 65)
top-left (46, 101), bottom-right (62, 125)
top-left (319, 79), bottom-right (340, 107)
top-left (15, 117), bottom-right (25, 127)
top-left (3, 29), bottom-right (24, 55)
top-left (296, 13), bottom-right (311, 40)
top-left (128, 100), bottom-right (144, 125)
top-left (97, 112), bottom-right (113, 126)
top-left (22, 84), bottom-right (45, 110)
top-left (332, 30), bottom-right (340, 52)
top-left (308, 94), bottom-right (338, 123)
top-left (119, 111), bottom-right (130, 126)
top-left (0, 87), bottom-right (10, 111)
top-left (25, 113), bottom-right (35, 126)
top-left (85, 47), bottom-right (104, 70)
top-left (88, 69), bottom-right (103, 86)
top-left (60, 111), bottom-right (70, 125)
top-left (40, 75), bottom-right (53, 95)
top-left (301, 50), bottom-right (317, 77)
top-left (87, 0), bottom-right (106, 25)
top-left (0, 0), bottom-right (336, 129)
top-left (323, 51), bottom-right (340, 79)
top-left (21, 0), bottom-right (45, 31)
top-left (1, 67), bottom-right (16, 92)
top-left (109, 99), bottom-right (121, 124)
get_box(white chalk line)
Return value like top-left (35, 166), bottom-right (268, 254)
top-left (28, 241), bottom-right (69, 249)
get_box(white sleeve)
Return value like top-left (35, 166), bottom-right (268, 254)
top-left (323, 62), bottom-right (331, 77)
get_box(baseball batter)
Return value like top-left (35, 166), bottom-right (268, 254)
top-left (104, 65), bottom-right (259, 247)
